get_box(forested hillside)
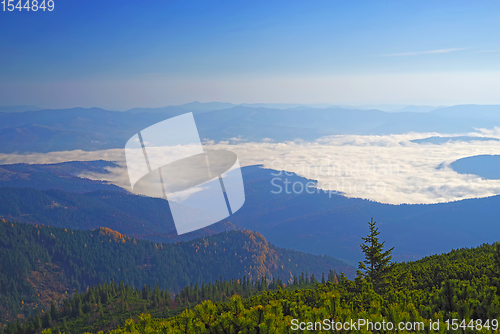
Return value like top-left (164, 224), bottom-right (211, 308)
top-left (3, 272), bottom-right (333, 333)
top-left (6, 220), bottom-right (500, 333)
top-left (0, 220), bottom-right (352, 325)
top-left (103, 241), bottom-right (500, 333)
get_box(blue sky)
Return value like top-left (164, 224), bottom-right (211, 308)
top-left (1, 0), bottom-right (499, 109)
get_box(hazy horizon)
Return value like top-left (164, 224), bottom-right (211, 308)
top-left (1, 0), bottom-right (499, 109)
top-left (0, 101), bottom-right (468, 113)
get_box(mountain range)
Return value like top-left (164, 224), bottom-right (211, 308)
top-left (2, 103), bottom-right (500, 329)
top-left (1, 104), bottom-right (499, 153)
top-left (2, 160), bottom-right (500, 266)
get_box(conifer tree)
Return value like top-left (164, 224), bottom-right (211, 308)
top-left (50, 301), bottom-right (58, 320)
top-left (358, 217), bottom-right (394, 293)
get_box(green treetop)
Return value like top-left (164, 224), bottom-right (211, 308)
top-left (358, 217), bottom-right (394, 293)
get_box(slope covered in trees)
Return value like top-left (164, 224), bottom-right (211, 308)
top-left (7, 219), bottom-right (500, 333)
top-left (0, 220), bottom-right (352, 325)
top-left (3, 272), bottom-right (334, 334)
top-left (103, 240), bottom-right (500, 333)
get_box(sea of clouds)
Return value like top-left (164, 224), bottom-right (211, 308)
top-left (2, 130), bottom-right (500, 205)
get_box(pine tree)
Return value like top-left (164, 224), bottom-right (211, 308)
top-left (358, 217), bottom-right (394, 293)
top-left (98, 302), bottom-right (104, 318)
top-left (62, 317), bottom-right (68, 332)
top-left (50, 301), bottom-right (59, 320)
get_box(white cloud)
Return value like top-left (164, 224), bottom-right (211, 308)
top-left (205, 132), bottom-right (500, 204)
top-left (3, 131), bottom-right (500, 205)
top-left (230, 136), bottom-right (247, 142)
top-left (474, 126), bottom-right (500, 136)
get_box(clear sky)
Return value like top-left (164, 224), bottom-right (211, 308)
top-left (1, 0), bottom-right (499, 109)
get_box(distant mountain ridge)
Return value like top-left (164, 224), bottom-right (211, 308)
top-left (0, 160), bottom-right (239, 242)
top-left (0, 160), bottom-right (125, 193)
top-left (0, 105), bottom-right (42, 113)
top-left (0, 187), bottom-right (239, 243)
top-left (431, 104), bottom-right (500, 120)
top-left (411, 136), bottom-right (500, 145)
top-left (0, 104), bottom-right (499, 153)
top-left (128, 102), bottom-right (440, 112)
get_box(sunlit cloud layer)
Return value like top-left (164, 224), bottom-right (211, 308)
top-left (208, 132), bottom-right (500, 204)
top-left (2, 131), bottom-right (500, 205)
